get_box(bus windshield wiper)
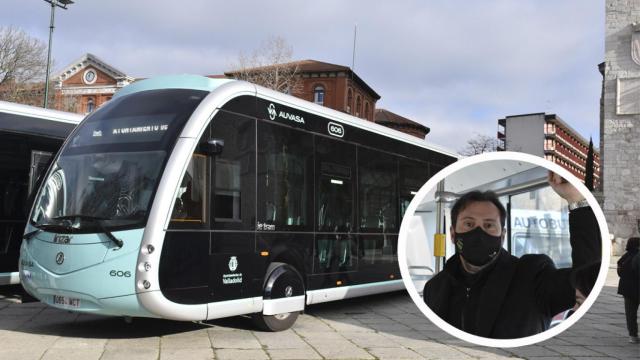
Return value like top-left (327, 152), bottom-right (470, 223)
top-left (32, 222), bottom-right (75, 234)
top-left (23, 229), bottom-right (42, 240)
top-left (52, 215), bottom-right (123, 248)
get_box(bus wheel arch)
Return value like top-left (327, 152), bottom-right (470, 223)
top-left (253, 262), bottom-right (305, 332)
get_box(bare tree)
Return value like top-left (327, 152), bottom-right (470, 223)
top-left (0, 26), bottom-right (48, 103)
top-left (459, 133), bottom-right (500, 156)
top-left (58, 95), bottom-right (78, 113)
top-left (228, 36), bottom-right (301, 93)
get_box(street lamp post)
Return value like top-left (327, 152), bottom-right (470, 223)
top-left (43, 0), bottom-right (73, 109)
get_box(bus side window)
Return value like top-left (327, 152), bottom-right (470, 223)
top-left (257, 122), bottom-right (313, 230)
top-left (358, 148), bottom-right (398, 233)
top-left (211, 110), bottom-right (255, 230)
top-left (399, 159), bottom-right (429, 218)
top-left (170, 154), bottom-right (207, 226)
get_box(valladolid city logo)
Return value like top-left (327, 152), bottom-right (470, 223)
top-left (228, 256), bottom-right (238, 272)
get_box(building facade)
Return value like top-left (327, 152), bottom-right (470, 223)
top-left (497, 113), bottom-right (601, 185)
top-left (224, 60), bottom-right (381, 121)
top-left (52, 53), bottom-right (134, 115)
top-left (52, 55), bottom-right (430, 139)
top-left (602, 0), bottom-right (640, 247)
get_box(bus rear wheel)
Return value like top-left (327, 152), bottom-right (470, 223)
top-left (252, 262), bottom-right (304, 332)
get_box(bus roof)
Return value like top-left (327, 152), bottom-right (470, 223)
top-left (0, 100), bottom-right (83, 125)
top-left (114, 75), bottom-right (459, 158)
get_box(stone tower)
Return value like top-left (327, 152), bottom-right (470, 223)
top-left (603, 0), bottom-right (640, 252)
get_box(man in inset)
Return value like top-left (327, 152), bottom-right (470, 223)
top-left (423, 172), bottom-right (601, 339)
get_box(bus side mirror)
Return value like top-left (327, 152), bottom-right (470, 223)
top-left (203, 139), bottom-right (224, 155)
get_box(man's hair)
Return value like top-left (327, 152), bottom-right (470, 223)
top-left (570, 261), bottom-right (600, 297)
top-left (626, 237), bottom-right (639, 252)
top-left (450, 190), bottom-right (507, 229)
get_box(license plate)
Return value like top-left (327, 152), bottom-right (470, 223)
top-left (52, 295), bottom-right (80, 308)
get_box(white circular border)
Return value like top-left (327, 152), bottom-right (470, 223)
top-left (398, 151), bottom-right (611, 348)
top-left (83, 69), bottom-right (97, 85)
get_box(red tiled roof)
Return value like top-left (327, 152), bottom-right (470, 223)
top-left (222, 59), bottom-right (380, 100)
top-left (374, 108), bottom-right (430, 135)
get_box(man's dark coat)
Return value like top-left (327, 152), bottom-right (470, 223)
top-left (423, 207), bottom-right (601, 339)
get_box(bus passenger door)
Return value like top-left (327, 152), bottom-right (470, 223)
top-left (313, 137), bottom-right (357, 287)
top-left (209, 110), bottom-right (258, 302)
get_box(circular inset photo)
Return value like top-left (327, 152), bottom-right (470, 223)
top-left (398, 152), bottom-right (610, 348)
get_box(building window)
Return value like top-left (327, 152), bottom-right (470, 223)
top-left (314, 85), bottom-right (325, 105)
top-left (347, 88), bottom-right (353, 113)
top-left (86, 98), bottom-right (95, 113)
top-left (356, 96), bottom-right (361, 117)
top-left (364, 102), bottom-right (370, 120)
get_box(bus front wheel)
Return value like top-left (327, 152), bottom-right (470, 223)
top-left (252, 262), bottom-right (304, 332)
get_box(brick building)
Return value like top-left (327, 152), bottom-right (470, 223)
top-left (52, 55), bottom-right (430, 139)
top-left (52, 53), bottom-right (134, 114)
top-left (374, 109), bottom-right (430, 139)
top-left (497, 113), bottom-right (601, 185)
top-left (225, 60), bottom-right (381, 121)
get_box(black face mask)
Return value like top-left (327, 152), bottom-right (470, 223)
top-left (455, 226), bottom-right (502, 267)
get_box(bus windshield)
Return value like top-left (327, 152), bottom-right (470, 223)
top-left (30, 88), bottom-right (208, 233)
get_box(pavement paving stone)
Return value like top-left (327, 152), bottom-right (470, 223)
top-left (454, 345), bottom-right (514, 359)
top-left (100, 347), bottom-right (159, 360)
top-left (352, 315), bottom-right (395, 324)
top-left (537, 337), bottom-right (576, 346)
top-left (377, 331), bottom-right (436, 349)
top-left (0, 315), bottom-right (32, 330)
top-left (507, 345), bottom-right (562, 358)
top-left (342, 331), bottom-right (406, 348)
top-left (294, 329), bottom-right (347, 342)
top-left (411, 343), bottom-right (476, 360)
top-left (407, 322), bottom-right (442, 331)
top-left (160, 330), bottom-right (212, 349)
top-left (543, 344), bottom-right (609, 357)
top-left (290, 315), bottom-right (335, 333)
top-left (0, 257), bottom-right (637, 360)
top-left (209, 329), bottom-right (262, 349)
top-left (105, 337), bottom-right (160, 350)
top-left (160, 347), bottom-right (215, 360)
top-left (302, 337), bottom-right (375, 359)
top-left (40, 348), bottom-right (104, 360)
top-left (253, 329), bottom-right (310, 349)
top-left (1, 305), bottom-right (43, 316)
top-left (557, 335), bottom-right (631, 346)
top-left (0, 348), bottom-right (47, 360)
top-left (367, 346), bottom-right (426, 359)
top-left (320, 318), bottom-right (375, 333)
top-left (215, 349), bottom-right (268, 360)
top-left (266, 347), bottom-right (324, 359)
top-left (0, 331), bottom-right (59, 351)
top-left (583, 345), bottom-right (640, 360)
top-left (367, 320), bottom-right (412, 332)
top-left (50, 336), bottom-right (107, 349)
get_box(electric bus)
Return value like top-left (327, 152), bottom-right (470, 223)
top-left (0, 101), bottom-right (82, 285)
top-left (20, 75), bottom-right (457, 331)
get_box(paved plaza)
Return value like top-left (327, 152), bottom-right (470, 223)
top-left (0, 259), bottom-right (637, 360)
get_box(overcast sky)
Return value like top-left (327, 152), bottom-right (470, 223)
top-left (3, 1), bottom-right (604, 151)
